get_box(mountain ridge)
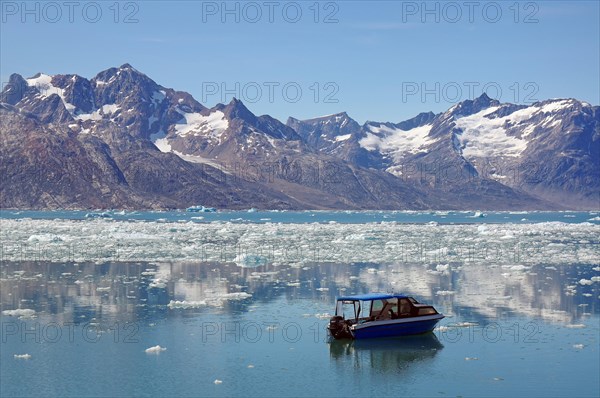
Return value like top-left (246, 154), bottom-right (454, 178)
top-left (1, 64), bottom-right (598, 210)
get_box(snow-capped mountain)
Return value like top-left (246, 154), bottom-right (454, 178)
top-left (1, 64), bottom-right (597, 210)
top-left (289, 93), bottom-right (599, 208)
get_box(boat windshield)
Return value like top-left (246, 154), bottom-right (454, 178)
top-left (335, 300), bottom-right (360, 321)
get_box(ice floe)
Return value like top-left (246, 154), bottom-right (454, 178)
top-left (1, 219), bottom-right (597, 267)
top-left (14, 354), bottom-right (32, 360)
top-left (145, 345), bottom-right (167, 354)
top-left (2, 309), bottom-right (36, 318)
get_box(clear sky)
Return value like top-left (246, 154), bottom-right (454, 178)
top-left (1, 0), bottom-right (598, 124)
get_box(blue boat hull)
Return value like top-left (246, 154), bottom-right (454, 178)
top-left (351, 316), bottom-right (443, 339)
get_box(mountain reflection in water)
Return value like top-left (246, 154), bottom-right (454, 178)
top-left (1, 260), bottom-right (597, 326)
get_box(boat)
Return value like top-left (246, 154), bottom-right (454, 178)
top-left (327, 293), bottom-right (444, 340)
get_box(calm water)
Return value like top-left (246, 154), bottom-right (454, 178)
top-left (2, 262), bottom-right (599, 397)
top-left (1, 209), bottom-right (599, 225)
top-left (1, 212), bottom-right (599, 397)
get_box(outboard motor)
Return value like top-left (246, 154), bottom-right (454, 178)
top-left (328, 315), bottom-right (353, 339)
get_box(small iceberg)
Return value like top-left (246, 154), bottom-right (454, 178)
top-left (3, 309), bottom-right (36, 318)
top-left (186, 205), bottom-right (217, 213)
top-left (84, 212), bottom-right (112, 219)
top-left (168, 300), bottom-right (206, 309)
top-left (14, 354), bottom-right (32, 360)
top-left (234, 254), bottom-right (269, 268)
top-left (145, 345), bottom-right (166, 354)
top-left (149, 278), bottom-right (167, 289)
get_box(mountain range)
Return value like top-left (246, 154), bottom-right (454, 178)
top-left (1, 64), bottom-right (598, 210)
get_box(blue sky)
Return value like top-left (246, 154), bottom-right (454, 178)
top-left (1, 0), bottom-right (598, 123)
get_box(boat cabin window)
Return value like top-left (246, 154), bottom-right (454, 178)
top-left (399, 298), bottom-right (412, 316)
top-left (336, 300), bottom-right (360, 321)
top-left (370, 298), bottom-right (399, 319)
top-left (370, 300), bottom-right (384, 315)
top-left (417, 306), bottom-right (437, 315)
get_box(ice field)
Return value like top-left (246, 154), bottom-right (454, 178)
top-left (1, 211), bottom-right (599, 397)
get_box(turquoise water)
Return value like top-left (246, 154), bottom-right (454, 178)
top-left (1, 209), bottom-right (599, 224)
top-left (1, 212), bottom-right (599, 397)
top-left (2, 261), bottom-right (599, 397)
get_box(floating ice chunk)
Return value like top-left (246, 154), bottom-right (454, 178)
top-left (149, 278), bottom-right (167, 289)
top-left (168, 300), bottom-right (206, 308)
top-left (96, 287), bottom-right (111, 292)
top-left (221, 292), bottom-right (252, 300)
top-left (315, 313), bottom-right (332, 319)
top-left (316, 287), bottom-right (329, 292)
top-left (3, 309), bottom-right (35, 318)
top-left (436, 264), bottom-right (449, 273)
top-left (141, 270), bottom-right (157, 276)
top-left (579, 279), bottom-right (593, 286)
top-left (572, 344), bottom-right (584, 349)
top-left (214, 379), bottom-right (223, 384)
top-left (436, 290), bottom-right (455, 296)
top-left (14, 354), bottom-right (32, 360)
top-left (247, 364), bottom-right (254, 368)
top-left (465, 357), bottom-right (479, 361)
top-left (591, 276), bottom-right (600, 282)
top-left (509, 265), bottom-right (529, 271)
top-left (145, 345), bottom-right (167, 354)
top-left (234, 254), bottom-right (269, 268)
top-left (455, 322), bottom-right (478, 327)
top-left (564, 324), bottom-right (586, 329)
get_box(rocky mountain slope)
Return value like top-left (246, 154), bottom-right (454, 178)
top-left (1, 64), bottom-right (597, 210)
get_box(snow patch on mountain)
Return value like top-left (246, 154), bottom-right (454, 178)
top-left (454, 106), bottom-right (531, 159)
top-left (539, 99), bottom-right (575, 113)
top-left (153, 136), bottom-right (224, 169)
top-left (76, 104), bottom-right (120, 121)
top-left (453, 99), bottom-right (577, 159)
top-left (26, 73), bottom-right (76, 112)
top-left (154, 137), bottom-right (172, 153)
top-left (335, 134), bottom-right (352, 142)
top-left (152, 90), bottom-right (166, 104)
top-left (360, 124), bottom-right (435, 158)
top-left (174, 110), bottom-right (229, 140)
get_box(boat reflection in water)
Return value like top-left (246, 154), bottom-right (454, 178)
top-left (328, 333), bottom-right (443, 373)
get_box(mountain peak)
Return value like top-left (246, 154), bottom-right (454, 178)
top-left (477, 92), bottom-right (491, 101)
top-left (448, 92), bottom-right (501, 118)
top-left (215, 97), bottom-right (256, 123)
